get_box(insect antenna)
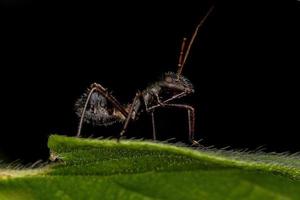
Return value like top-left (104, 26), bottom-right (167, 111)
top-left (177, 5), bottom-right (215, 76)
top-left (177, 37), bottom-right (187, 76)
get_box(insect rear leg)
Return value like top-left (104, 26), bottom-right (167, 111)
top-left (77, 86), bottom-right (98, 137)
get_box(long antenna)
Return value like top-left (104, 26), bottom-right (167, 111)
top-left (177, 5), bottom-right (215, 76)
top-left (177, 37), bottom-right (187, 76)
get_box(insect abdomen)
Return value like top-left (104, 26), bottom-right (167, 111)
top-left (75, 90), bottom-right (124, 126)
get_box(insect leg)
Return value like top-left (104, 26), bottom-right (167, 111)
top-left (163, 104), bottom-right (197, 145)
top-left (77, 87), bottom-right (98, 137)
top-left (119, 92), bottom-right (142, 140)
top-left (151, 111), bottom-right (157, 140)
top-left (147, 91), bottom-right (188, 111)
top-left (91, 83), bottom-right (128, 118)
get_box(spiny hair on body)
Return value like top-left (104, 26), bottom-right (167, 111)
top-left (163, 72), bottom-right (194, 91)
top-left (75, 89), bottom-right (125, 126)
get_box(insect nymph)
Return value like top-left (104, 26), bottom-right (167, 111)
top-left (75, 7), bottom-right (214, 145)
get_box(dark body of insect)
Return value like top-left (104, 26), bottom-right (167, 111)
top-left (75, 6), bottom-right (214, 145)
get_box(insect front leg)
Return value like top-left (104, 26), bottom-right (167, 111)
top-left (162, 104), bottom-right (197, 145)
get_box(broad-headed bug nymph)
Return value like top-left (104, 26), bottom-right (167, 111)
top-left (75, 6), bottom-right (214, 145)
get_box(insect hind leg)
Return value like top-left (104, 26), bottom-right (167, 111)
top-left (76, 86), bottom-right (98, 137)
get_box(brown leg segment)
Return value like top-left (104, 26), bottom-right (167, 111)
top-left (119, 92), bottom-right (142, 140)
top-left (151, 111), bottom-right (157, 140)
top-left (163, 104), bottom-right (196, 144)
top-left (77, 87), bottom-right (97, 137)
top-left (147, 91), bottom-right (189, 111)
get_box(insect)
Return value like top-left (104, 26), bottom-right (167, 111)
top-left (75, 6), bottom-right (214, 145)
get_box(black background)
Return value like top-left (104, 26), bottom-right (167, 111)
top-left (0, 1), bottom-right (299, 163)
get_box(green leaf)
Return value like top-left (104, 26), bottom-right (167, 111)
top-left (0, 135), bottom-right (300, 200)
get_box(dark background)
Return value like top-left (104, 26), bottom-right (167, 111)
top-left (0, 1), bottom-right (299, 163)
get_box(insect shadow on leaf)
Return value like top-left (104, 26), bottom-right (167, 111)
top-left (75, 6), bottom-right (214, 146)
